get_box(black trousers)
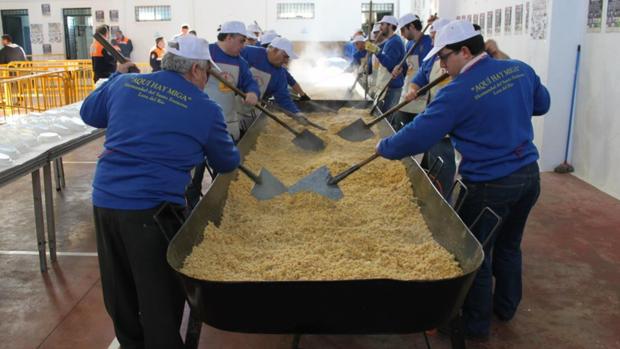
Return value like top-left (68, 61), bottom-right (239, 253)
top-left (93, 205), bottom-right (185, 349)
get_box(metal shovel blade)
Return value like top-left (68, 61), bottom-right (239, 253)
top-left (251, 168), bottom-right (289, 200)
top-left (293, 129), bottom-right (326, 152)
top-left (336, 118), bottom-right (375, 142)
top-left (288, 166), bottom-right (343, 201)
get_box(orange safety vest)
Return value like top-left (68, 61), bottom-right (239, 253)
top-left (151, 47), bottom-right (165, 59)
top-left (90, 41), bottom-right (105, 57)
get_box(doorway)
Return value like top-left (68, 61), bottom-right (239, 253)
top-left (1, 9), bottom-right (32, 55)
top-left (63, 8), bottom-right (92, 59)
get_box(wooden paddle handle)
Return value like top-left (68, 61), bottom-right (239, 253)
top-left (328, 153), bottom-right (380, 185)
top-left (209, 69), bottom-right (300, 136)
top-left (238, 164), bottom-right (262, 184)
top-left (93, 33), bottom-right (140, 73)
top-left (367, 72), bottom-right (450, 127)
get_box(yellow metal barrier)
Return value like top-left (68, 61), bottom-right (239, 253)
top-left (0, 69), bottom-right (93, 117)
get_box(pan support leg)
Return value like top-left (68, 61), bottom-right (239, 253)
top-left (184, 308), bottom-right (202, 349)
top-left (291, 334), bottom-right (302, 349)
top-left (449, 313), bottom-right (466, 349)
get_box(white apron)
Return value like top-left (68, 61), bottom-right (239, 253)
top-left (400, 53), bottom-right (426, 114)
top-left (427, 59), bottom-right (451, 104)
top-left (204, 63), bottom-right (241, 139)
top-left (236, 67), bottom-right (272, 129)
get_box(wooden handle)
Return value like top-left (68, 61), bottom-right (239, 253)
top-left (209, 69), bottom-right (300, 136)
top-left (93, 33), bottom-right (128, 64)
top-left (367, 72), bottom-right (450, 127)
top-left (238, 164), bottom-right (261, 184)
top-left (328, 153), bottom-right (379, 185)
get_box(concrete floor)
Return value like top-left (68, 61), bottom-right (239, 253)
top-left (0, 137), bottom-right (619, 349)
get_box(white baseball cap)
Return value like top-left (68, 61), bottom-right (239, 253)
top-left (219, 21), bottom-right (247, 36)
top-left (351, 35), bottom-right (366, 43)
top-left (260, 31), bottom-right (280, 45)
top-left (430, 18), bottom-right (452, 33)
top-left (378, 15), bottom-right (398, 27)
top-left (246, 31), bottom-right (258, 40)
top-left (423, 19), bottom-right (480, 61)
top-left (398, 13), bottom-right (420, 28)
top-left (167, 35), bottom-right (221, 71)
top-left (247, 23), bottom-right (261, 33)
top-left (269, 37), bottom-right (298, 59)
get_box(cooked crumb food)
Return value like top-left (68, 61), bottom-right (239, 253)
top-left (181, 108), bottom-right (462, 281)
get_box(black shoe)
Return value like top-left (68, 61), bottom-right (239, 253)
top-left (494, 310), bottom-right (514, 322)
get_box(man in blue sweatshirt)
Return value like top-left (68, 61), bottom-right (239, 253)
top-left (364, 15), bottom-right (407, 113)
top-left (241, 37), bottom-right (310, 125)
top-left (377, 20), bottom-right (550, 340)
top-left (80, 35), bottom-right (240, 349)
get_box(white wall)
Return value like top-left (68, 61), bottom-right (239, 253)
top-left (572, 2), bottom-right (620, 199)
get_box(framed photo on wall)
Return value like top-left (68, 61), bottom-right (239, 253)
top-left (110, 10), bottom-right (119, 23)
top-left (95, 10), bottom-right (104, 23)
top-left (41, 4), bottom-right (51, 16)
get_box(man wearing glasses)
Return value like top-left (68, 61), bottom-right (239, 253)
top-left (376, 20), bottom-right (550, 341)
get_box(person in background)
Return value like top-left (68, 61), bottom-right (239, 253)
top-left (0, 34), bottom-right (27, 64)
top-left (401, 17), bottom-right (455, 198)
top-left (185, 21), bottom-right (260, 209)
top-left (259, 30), bottom-right (280, 48)
top-left (367, 23), bottom-right (386, 98)
top-left (364, 15), bottom-right (407, 113)
top-left (377, 20), bottom-right (550, 341)
top-left (241, 37), bottom-right (309, 124)
top-left (112, 29), bottom-right (133, 58)
top-left (247, 22), bottom-right (262, 45)
top-left (173, 24), bottom-right (190, 39)
top-left (149, 36), bottom-right (166, 72)
top-left (246, 31), bottom-right (259, 46)
top-left (80, 34), bottom-right (240, 349)
top-left (391, 13), bottom-right (433, 129)
top-left (344, 29), bottom-right (364, 62)
top-left (90, 25), bottom-right (116, 82)
top-left (189, 30), bottom-right (197, 36)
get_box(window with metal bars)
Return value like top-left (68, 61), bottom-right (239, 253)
top-left (135, 5), bottom-right (171, 22)
top-left (277, 3), bottom-right (315, 19)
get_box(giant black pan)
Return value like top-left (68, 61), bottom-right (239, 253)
top-left (167, 100), bottom-right (484, 334)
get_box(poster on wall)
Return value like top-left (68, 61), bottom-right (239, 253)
top-left (110, 10), bottom-right (119, 23)
top-left (41, 4), bottom-right (51, 16)
top-left (480, 12), bottom-right (486, 31)
top-left (515, 4), bottom-right (524, 34)
top-left (495, 8), bottom-right (502, 35)
top-left (526, 2), bottom-right (531, 31)
top-left (95, 10), bottom-right (105, 23)
top-left (30, 24), bottom-right (44, 44)
top-left (474, 14), bottom-right (479, 24)
top-left (487, 11), bottom-right (494, 36)
top-left (607, 0), bottom-right (620, 32)
top-left (48, 23), bottom-right (62, 43)
top-left (587, 0), bottom-right (604, 32)
top-left (505, 6), bottom-right (513, 34)
top-left (530, 0), bottom-right (548, 39)
top-left (42, 44), bottom-right (52, 54)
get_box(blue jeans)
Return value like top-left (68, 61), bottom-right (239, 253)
top-left (457, 162), bottom-right (540, 337)
top-left (380, 86), bottom-right (402, 123)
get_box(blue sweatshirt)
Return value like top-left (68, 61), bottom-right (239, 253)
top-left (285, 69), bottom-right (297, 87)
top-left (412, 55), bottom-right (436, 87)
top-left (378, 56), bottom-right (551, 182)
top-left (209, 43), bottom-right (260, 96)
top-left (405, 35), bottom-right (433, 69)
top-left (353, 49), bottom-right (367, 65)
top-left (80, 71), bottom-right (241, 209)
top-left (241, 46), bottom-right (300, 113)
top-left (375, 34), bottom-right (406, 88)
top-left (343, 41), bottom-right (356, 62)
